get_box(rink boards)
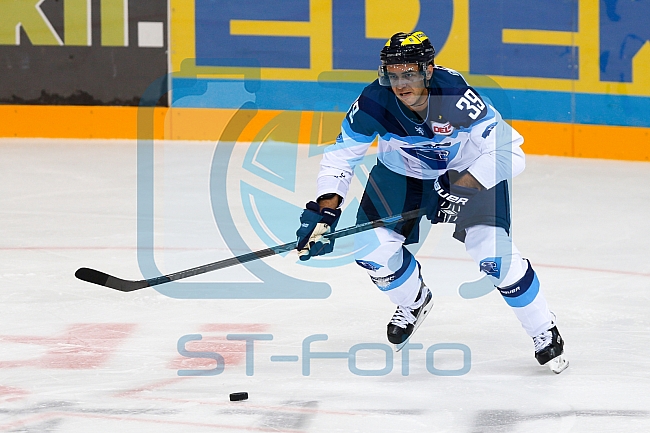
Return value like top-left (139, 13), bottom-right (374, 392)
top-left (1, 0), bottom-right (649, 160)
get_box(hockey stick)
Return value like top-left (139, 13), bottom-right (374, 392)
top-left (75, 208), bottom-right (423, 292)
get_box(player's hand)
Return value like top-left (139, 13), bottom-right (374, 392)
top-left (426, 172), bottom-right (479, 224)
top-left (296, 201), bottom-right (341, 261)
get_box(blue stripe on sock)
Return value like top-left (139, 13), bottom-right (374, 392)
top-left (501, 273), bottom-right (540, 308)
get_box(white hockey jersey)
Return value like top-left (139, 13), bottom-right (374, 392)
top-left (316, 66), bottom-right (525, 203)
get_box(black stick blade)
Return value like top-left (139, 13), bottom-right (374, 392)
top-left (75, 268), bottom-right (150, 292)
top-left (75, 267), bottom-right (109, 286)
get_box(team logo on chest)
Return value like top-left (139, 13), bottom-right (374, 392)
top-left (414, 125), bottom-right (425, 135)
top-left (431, 121), bottom-right (454, 135)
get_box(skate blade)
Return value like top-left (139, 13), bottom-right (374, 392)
top-left (394, 299), bottom-right (433, 352)
top-left (547, 354), bottom-right (569, 374)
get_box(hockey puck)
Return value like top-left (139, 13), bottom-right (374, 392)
top-left (229, 392), bottom-right (248, 401)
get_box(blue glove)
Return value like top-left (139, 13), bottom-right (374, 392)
top-left (296, 201), bottom-right (341, 261)
top-left (426, 172), bottom-right (479, 223)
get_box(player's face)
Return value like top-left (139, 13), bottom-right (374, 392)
top-left (386, 63), bottom-right (430, 110)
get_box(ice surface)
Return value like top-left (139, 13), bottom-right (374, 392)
top-left (0, 138), bottom-right (648, 432)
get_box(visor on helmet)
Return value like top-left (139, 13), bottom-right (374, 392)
top-left (378, 63), bottom-right (428, 87)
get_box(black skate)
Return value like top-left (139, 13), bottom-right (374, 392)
top-left (533, 325), bottom-right (569, 374)
top-left (387, 282), bottom-right (433, 352)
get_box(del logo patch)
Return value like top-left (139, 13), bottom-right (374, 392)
top-left (431, 121), bottom-right (454, 135)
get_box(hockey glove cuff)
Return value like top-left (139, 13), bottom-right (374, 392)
top-left (296, 201), bottom-right (341, 261)
top-left (426, 172), bottom-right (479, 224)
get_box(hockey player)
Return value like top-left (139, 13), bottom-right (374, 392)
top-left (295, 31), bottom-right (568, 373)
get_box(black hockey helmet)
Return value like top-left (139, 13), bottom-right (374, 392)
top-left (380, 31), bottom-right (435, 65)
top-left (378, 31), bottom-right (435, 86)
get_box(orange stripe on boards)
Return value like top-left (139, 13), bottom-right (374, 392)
top-left (0, 105), bottom-right (168, 140)
top-left (512, 120), bottom-right (574, 157)
top-left (0, 106), bottom-right (344, 143)
top-left (165, 107), bottom-right (239, 141)
top-left (574, 123), bottom-right (650, 161)
top-left (1, 106), bottom-right (648, 162)
top-left (513, 120), bottom-right (650, 161)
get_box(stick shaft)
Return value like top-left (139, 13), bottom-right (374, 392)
top-left (158, 207), bottom-right (421, 282)
top-left (75, 208), bottom-right (423, 291)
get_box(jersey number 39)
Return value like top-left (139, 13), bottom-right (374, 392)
top-left (456, 89), bottom-right (485, 120)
